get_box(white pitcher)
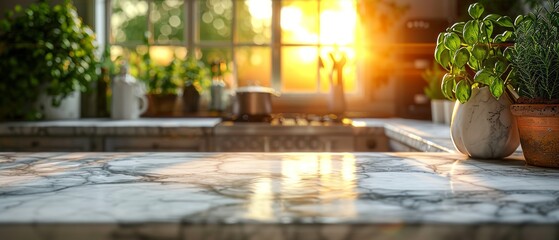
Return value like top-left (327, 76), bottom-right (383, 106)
top-left (111, 65), bottom-right (148, 120)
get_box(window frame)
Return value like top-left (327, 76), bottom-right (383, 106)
top-left (104, 0), bottom-right (370, 113)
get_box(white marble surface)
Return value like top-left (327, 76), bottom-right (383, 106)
top-left (0, 152), bottom-right (558, 239)
top-left (354, 118), bottom-right (455, 152)
top-left (0, 118), bottom-right (221, 136)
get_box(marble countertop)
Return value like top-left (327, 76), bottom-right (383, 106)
top-left (354, 118), bottom-right (455, 152)
top-left (0, 118), bottom-right (454, 152)
top-left (0, 118), bottom-right (221, 136)
top-left (1, 152), bottom-right (558, 239)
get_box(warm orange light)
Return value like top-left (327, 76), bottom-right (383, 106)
top-left (149, 46), bottom-right (174, 66)
top-left (246, 0), bottom-right (272, 20)
top-left (319, 4), bottom-right (357, 45)
top-left (280, 1), bottom-right (358, 92)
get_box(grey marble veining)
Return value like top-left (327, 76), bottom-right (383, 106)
top-left (0, 152), bottom-right (558, 239)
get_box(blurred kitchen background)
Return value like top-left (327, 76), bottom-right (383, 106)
top-left (0, 0), bottom-right (532, 119)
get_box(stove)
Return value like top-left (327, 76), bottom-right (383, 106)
top-left (213, 114), bottom-right (387, 152)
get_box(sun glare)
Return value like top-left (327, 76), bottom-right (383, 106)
top-left (246, 0), bottom-right (272, 20)
top-left (279, 0), bottom-right (358, 92)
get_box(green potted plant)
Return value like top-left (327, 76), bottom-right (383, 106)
top-left (510, 0), bottom-right (559, 168)
top-left (180, 56), bottom-right (208, 113)
top-left (422, 62), bottom-right (447, 124)
top-left (0, 0), bottom-right (98, 120)
top-left (434, 2), bottom-right (520, 159)
top-left (139, 52), bottom-right (180, 116)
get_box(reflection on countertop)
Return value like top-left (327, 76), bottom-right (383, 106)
top-left (0, 152), bottom-right (555, 240)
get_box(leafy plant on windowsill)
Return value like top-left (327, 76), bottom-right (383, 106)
top-left (135, 51), bottom-right (180, 96)
top-left (511, 0), bottom-right (559, 103)
top-left (0, 0), bottom-right (98, 120)
top-left (180, 56), bottom-right (209, 92)
top-left (435, 2), bottom-right (523, 103)
top-left (151, 60), bottom-right (180, 95)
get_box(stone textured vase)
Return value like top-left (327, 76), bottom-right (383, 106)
top-left (451, 87), bottom-right (520, 159)
top-left (511, 104), bottom-right (559, 168)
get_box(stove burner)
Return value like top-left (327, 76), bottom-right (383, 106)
top-left (232, 114), bottom-right (272, 123)
top-left (227, 113), bottom-right (348, 126)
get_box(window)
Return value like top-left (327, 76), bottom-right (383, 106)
top-left (109, 0), bottom-right (360, 96)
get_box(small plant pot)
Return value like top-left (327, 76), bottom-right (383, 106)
top-left (36, 90), bottom-right (81, 120)
top-left (511, 104), bottom-right (559, 168)
top-left (430, 99), bottom-right (445, 124)
top-left (145, 94), bottom-right (178, 116)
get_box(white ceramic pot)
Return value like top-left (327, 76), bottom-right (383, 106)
top-left (450, 87), bottom-right (520, 159)
top-left (37, 90), bottom-right (81, 120)
top-left (430, 99), bottom-right (445, 124)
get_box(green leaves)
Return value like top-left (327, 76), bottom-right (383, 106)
top-left (441, 73), bottom-right (456, 101)
top-left (480, 20), bottom-right (493, 41)
top-left (456, 80), bottom-right (472, 103)
top-left (433, 1), bottom-right (517, 104)
top-left (449, 22), bottom-right (465, 33)
top-left (490, 77), bottom-right (504, 99)
top-left (471, 44), bottom-right (488, 61)
top-left (434, 42), bottom-right (451, 70)
top-left (473, 69), bottom-right (505, 99)
top-left (514, 15), bottom-right (524, 26)
top-left (474, 68), bottom-right (496, 85)
top-left (503, 47), bottom-right (514, 61)
top-left (511, 1), bottom-right (559, 100)
top-left (468, 3), bottom-right (484, 19)
top-left (493, 31), bottom-right (513, 43)
top-left (463, 20), bottom-right (480, 45)
top-left (453, 47), bottom-right (470, 68)
top-left (496, 16), bottom-right (514, 27)
top-left (0, 0), bottom-right (98, 120)
top-left (444, 32), bottom-right (461, 51)
top-left (483, 14), bottom-right (502, 22)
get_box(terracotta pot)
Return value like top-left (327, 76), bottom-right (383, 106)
top-left (451, 87), bottom-right (520, 159)
top-left (510, 104), bottom-right (559, 168)
top-left (145, 94), bottom-right (177, 116)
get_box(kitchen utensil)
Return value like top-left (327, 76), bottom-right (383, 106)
top-left (233, 86), bottom-right (280, 118)
top-left (328, 52), bottom-right (347, 115)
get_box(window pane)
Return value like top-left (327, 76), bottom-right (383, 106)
top-left (281, 47), bottom-right (318, 92)
top-left (236, 47), bottom-right (271, 87)
top-left (199, 48), bottom-right (234, 88)
top-left (198, 0), bottom-right (233, 42)
top-left (151, 0), bottom-right (185, 43)
top-left (281, 0), bottom-right (318, 44)
top-left (237, 0), bottom-right (272, 44)
top-left (111, 0), bottom-right (148, 43)
top-left (110, 45), bottom-right (149, 79)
